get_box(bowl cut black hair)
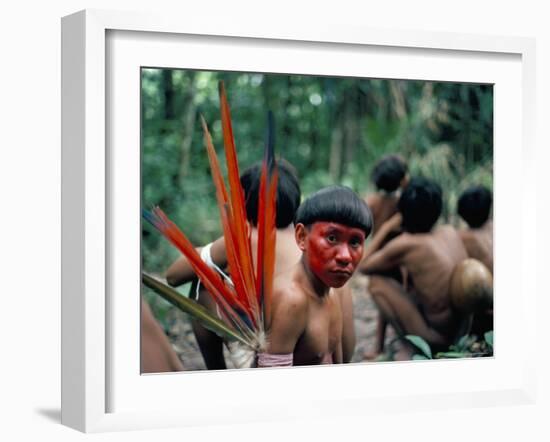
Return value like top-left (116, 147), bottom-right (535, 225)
top-left (371, 154), bottom-right (408, 192)
top-left (457, 185), bottom-right (492, 228)
top-left (398, 177), bottom-right (442, 233)
top-left (294, 185), bottom-right (373, 237)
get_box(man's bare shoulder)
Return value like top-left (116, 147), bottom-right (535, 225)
top-left (365, 194), bottom-right (381, 215)
top-left (385, 230), bottom-right (416, 249)
top-left (365, 193), bottom-right (380, 205)
top-left (434, 224), bottom-right (461, 239)
top-left (458, 228), bottom-right (475, 241)
top-left (272, 268), bottom-right (309, 311)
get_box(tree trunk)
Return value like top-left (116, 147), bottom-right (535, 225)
top-left (178, 72), bottom-right (197, 184)
top-left (329, 124), bottom-right (343, 182)
top-left (162, 70), bottom-right (175, 120)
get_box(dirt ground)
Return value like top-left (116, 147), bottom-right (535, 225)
top-left (163, 273), bottom-right (396, 370)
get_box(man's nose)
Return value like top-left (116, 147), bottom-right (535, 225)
top-left (335, 244), bottom-right (352, 264)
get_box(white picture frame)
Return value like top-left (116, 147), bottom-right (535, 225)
top-left (61, 9), bottom-right (537, 433)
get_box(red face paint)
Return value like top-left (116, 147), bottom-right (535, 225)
top-left (303, 222), bottom-right (365, 288)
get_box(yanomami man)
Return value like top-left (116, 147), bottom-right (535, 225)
top-left (257, 185), bottom-right (373, 367)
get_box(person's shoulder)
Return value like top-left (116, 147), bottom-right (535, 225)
top-left (270, 276), bottom-right (309, 329)
top-left (365, 193), bottom-right (381, 211)
top-left (273, 268), bottom-right (309, 308)
top-left (387, 230), bottom-right (414, 247)
top-left (435, 224), bottom-right (460, 237)
top-left (273, 281), bottom-right (308, 309)
top-left (435, 225), bottom-right (467, 247)
top-left (457, 227), bottom-right (474, 240)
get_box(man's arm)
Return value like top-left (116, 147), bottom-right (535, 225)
top-left (165, 236), bottom-right (227, 286)
top-left (359, 235), bottom-right (408, 275)
top-left (361, 212), bottom-right (402, 261)
top-left (259, 288), bottom-right (307, 366)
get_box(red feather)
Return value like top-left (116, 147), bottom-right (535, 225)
top-left (144, 85), bottom-right (279, 351)
top-left (218, 83), bottom-right (259, 324)
top-left (255, 111), bottom-right (278, 325)
top-left (143, 207), bottom-right (255, 338)
top-left (200, 116), bottom-right (257, 326)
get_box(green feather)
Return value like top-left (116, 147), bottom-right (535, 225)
top-left (141, 272), bottom-right (252, 348)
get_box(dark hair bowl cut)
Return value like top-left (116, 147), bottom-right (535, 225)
top-left (398, 176), bottom-right (442, 233)
top-left (294, 185), bottom-right (373, 237)
top-left (371, 154), bottom-right (408, 193)
top-left (457, 185), bottom-right (493, 228)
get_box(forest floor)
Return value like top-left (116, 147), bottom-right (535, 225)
top-left (165, 274), bottom-right (397, 370)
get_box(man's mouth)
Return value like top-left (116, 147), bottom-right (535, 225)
top-left (331, 270), bottom-right (352, 277)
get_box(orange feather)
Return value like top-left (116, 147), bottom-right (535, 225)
top-left (143, 207), bottom-right (254, 338)
top-left (256, 111), bottom-right (278, 325)
top-left (144, 86), bottom-right (279, 351)
top-left (200, 115), bottom-right (257, 327)
top-left (218, 82), bottom-right (259, 322)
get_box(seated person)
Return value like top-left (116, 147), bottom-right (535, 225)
top-left (457, 185), bottom-right (493, 273)
top-left (141, 296), bottom-right (184, 373)
top-left (258, 186), bottom-right (372, 367)
top-left (166, 161), bottom-right (356, 367)
top-left (363, 154), bottom-right (409, 358)
top-left (359, 177), bottom-right (468, 357)
top-left (364, 154), bottom-right (409, 235)
top-left (456, 185), bottom-right (494, 336)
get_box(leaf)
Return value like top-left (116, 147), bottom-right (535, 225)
top-left (404, 335), bottom-right (432, 359)
top-left (141, 272), bottom-right (253, 348)
top-left (455, 334), bottom-right (470, 351)
top-left (484, 331), bottom-right (494, 350)
top-left (435, 351), bottom-right (470, 359)
top-left (412, 355), bottom-right (429, 360)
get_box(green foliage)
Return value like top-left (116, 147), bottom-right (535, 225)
top-left (484, 331), bottom-right (494, 351)
top-left (405, 335), bottom-right (433, 359)
top-left (141, 69), bottom-right (493, 277)
top-left (142, 273), bottom-right (252, 347)
top-left (399, 332), bottom-right (494, 361)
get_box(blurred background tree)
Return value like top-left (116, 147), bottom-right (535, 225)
top-left (141, 69), bottom-right (493, 317)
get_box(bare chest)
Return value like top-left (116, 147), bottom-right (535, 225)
top-left (293, 295), bottom-right (343, 365)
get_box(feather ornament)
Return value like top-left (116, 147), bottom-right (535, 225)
top-left (142, 81), bottom-right (278, 354)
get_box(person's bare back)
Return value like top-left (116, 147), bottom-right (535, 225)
top-left (458, 220), bottom-right (493, 273)
top-left (392, 226), bottom-right (468, 331)
top-left (457, 186), bottom-right (493, 273)
top-left (250, 226), bottom-right (301, 275)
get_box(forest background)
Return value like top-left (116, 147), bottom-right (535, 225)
top-left (141, 69), bottom-right (493, 323)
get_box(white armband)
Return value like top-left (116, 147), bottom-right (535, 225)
top-left (198, 242), bottom-right (233, 288)
top-left (257, 352), bottom-right (293, 368)
top-left (200, 242), bottom-right (216, 268)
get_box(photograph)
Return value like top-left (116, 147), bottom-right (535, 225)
top-left (140, 68), bottom-right (494, 373)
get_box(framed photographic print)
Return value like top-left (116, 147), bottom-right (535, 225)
top-left (61, 9), bottom-right (536, 433)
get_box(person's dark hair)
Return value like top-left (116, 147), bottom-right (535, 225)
top-left (457, 185), bottom-right (492, 228)
top-left (240, 158), bottom-right (301, 228)
top-left (371, 154), bottom-right (408, 192)
top-left (398, 177), bottom-right (442, 233)
top-left (294, 185), bottom-right (373, 237)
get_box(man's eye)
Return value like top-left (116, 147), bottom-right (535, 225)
top-left (350, 238), bottom-right (362, 249)
top-left (326, 234), bottom-right (337, 243)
